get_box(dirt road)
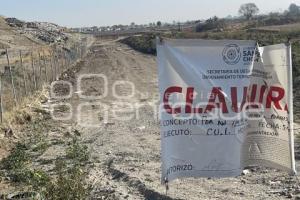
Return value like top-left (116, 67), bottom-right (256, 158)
top-left (50, 37), bottom-right (300, 200)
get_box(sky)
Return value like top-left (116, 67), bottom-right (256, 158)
top-left (1, 0), bottom-right (300, 27)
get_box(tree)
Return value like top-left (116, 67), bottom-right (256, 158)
top-left (156, 21), bottom-right (162, 27)
top-left (195, 16), bottom-right (226, 32)
top-left (238, 3), bottom-right (259, 20)
top-left (288, 3), bottom-right (300, 16)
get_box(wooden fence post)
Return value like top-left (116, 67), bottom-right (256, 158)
top-left (64, 51), bottom-right (68, 70)
top-left (61, 50), bottom-right (65, 71)
top-left (5, 49), bottom-right (17, 106)
top-left (38, 52), bottom-right (42, 86)
top-left (53, 51), bottom-right (58, 80)
top-left (80, 46), bottom-right (83, 59)
top-left (65, 51), bottom-right (70, 69)
top-left (42, 51), bottom-right (48, 83)
top-left (0, 74), bottom-right (3, 123)
top-left (19, 50), bottom-right (27, 95)
top-left (60, 50), bottom-right (64, 73)
top-left (31, 51), bottom-right (37, 91)
top-left (50, 51), bottom-right (54, 82)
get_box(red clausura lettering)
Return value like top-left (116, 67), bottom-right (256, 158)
top-left (163, 85), bottom-right (287, 114)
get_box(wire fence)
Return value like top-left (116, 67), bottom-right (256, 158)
top-left (0, 40), bottom-right (89, 122)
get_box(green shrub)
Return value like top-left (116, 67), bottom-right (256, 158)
top-left (42, 159), bottom-right (89, 200)
top-left (1, 143), bottom-right (29, 170)
top-left (120, 34), bottom-right (156, 55)
top-left (66, 136), bottom-right (89, 163)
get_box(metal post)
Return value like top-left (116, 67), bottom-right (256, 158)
top-left (287, 42), bottom-right (297, 175)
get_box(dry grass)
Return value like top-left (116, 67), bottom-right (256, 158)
top-left (2, 86), bottom-right (48, 126)
top-left (0, 46), bottom-right (52, 65)
top-left (0, 86), bottom-right (49, 158)
top-left (255, 23), bottom-right (300, 32)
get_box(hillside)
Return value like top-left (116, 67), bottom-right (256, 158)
top-left (0, 16), bottom-right (89, 106)
top-left (0, 17), bottom-right (92, 168)
top-left (0, 16), bottom-right (36, 49)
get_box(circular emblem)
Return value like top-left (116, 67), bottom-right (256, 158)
top-left (222, 44), bottom-right (241, 65)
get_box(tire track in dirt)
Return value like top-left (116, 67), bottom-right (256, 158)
top-left (58, 38), bottom-right (162, 199)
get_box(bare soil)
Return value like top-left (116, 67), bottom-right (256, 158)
top-left (50, 37), bottom-right (300, 200)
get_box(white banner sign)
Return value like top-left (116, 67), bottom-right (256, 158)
top-left (157, 39), bottom-right (296, 183)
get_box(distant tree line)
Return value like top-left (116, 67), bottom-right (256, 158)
top-left (195, 3), bottom-right (300, 32)
top-left (125, 3), bottom-right (300, 33)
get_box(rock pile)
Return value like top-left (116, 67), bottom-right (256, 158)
top-left (5, 17), bottom-right (69, 44)
top-left (5, 17), bottom-right (25, 27)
